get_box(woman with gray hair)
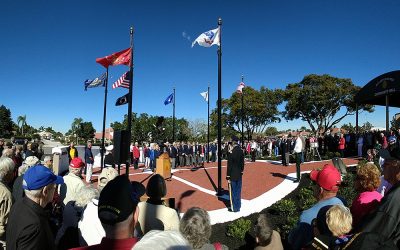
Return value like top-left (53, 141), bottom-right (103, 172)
top-left (56, 185), bottom-right (99, 249)
top-left (180, 207), bottom-right (228, 250)
top-left (0, 157), bottom-right (14, 246)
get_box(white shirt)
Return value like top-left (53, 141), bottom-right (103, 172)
top-left (294, 137), bottom-right (303, 153)
top-left (78, 199), bottom-right (105, 246)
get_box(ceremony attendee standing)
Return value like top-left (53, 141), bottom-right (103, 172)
top-left (226, 137), bottom-right (244, 212)
top-left (132, 142), bottom-right (140, 170)
top-left (84, 141), bottom-right (94, 183)
top-left (293, 134), bottom-right (303, 183)
top-left (6, 165), bottom-right (64, 250)
top-left (68, 142), bottom-right (78, 163)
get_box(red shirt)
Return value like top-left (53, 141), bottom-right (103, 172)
top-left (133, 146), bottom-right (140, 159)
top-left (70, 237), bottom-right (138, 250)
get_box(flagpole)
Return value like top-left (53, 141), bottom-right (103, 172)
top-left (173, 87), bottom-right (176, 142)
top-left (207, 84), bottom-right (210, 163)
top-left (217, 17), bottom-right (222, 195)
top-left (100, 68), bottom-right (109, 170)
top-left (241, 75), bottom-right (244, 147)
top-left (127, 27), bottom-right (134, 175)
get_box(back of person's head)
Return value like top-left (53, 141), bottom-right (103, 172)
top-left (69, 157), bottom-right (84, 175)
top-left (0, 156), bottom-right (15, 183)
top-left (356, 163), bottom-right (381, 192)
top-left (254, 214), bottom-right (273, 247)
top-left (146, 174), bottom-right (167, 199)
top-left (180, 207), bottom-right (211, 249)
top-left (326, 205), bottom-right (352, 237)
top-left (2, 148), bottom-right (13, 158)
top-left (75, 186), bottom-right (99, 207)
top-left (132, 230), bottom-right (191, 250)
top-left (98, 175), bottom-right (139, 235)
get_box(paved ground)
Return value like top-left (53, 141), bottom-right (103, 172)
top-left (84, 158), bottom-right (359, 225)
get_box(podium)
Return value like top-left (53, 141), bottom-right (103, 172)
top-left (156, 152), bottom-right (171, 179)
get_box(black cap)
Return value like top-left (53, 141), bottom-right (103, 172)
top-left (98, 175), bottom-right (138, 225)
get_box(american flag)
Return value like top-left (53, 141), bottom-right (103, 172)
top-left (112, 71), bottom-right (131, 89)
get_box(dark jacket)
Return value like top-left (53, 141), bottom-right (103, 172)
top-left (84, 147), bottom-right (93, 164)
top-left (362, 181), bottom-right (400, 246)
top-left (169, 146), bottom-right (178, 158)
top-left (104, 153), bottom-right (115, 168)
top-left (6, 197), bottom-right (56, 250)
top-left (12, 175), bottom-right (24, 202)
top-left (227, 145), bottom-right (244, 181)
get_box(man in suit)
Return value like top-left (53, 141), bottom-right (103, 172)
top-left (226, 136), bottom-right (245, 212)
top-left (280, 136), bottom-right (288, 166)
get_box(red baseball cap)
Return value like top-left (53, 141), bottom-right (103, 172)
top-left (310, 164), bottom-right (341, 191)
top-left (70, 157), bottom-right (84, 169)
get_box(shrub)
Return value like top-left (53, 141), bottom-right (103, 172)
top-left (226, 218), bottom-right (252, 240)
top-left (271, 199), bottom-right (297, 218)
top-left (298, 187), bottom-right (317, 210)
top-left (338, 171), bottom-right (357, 206)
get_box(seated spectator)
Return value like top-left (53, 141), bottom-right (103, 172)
top-left (12, 156), bottom-right (41, 201)
top-left (312, 205), bottom-right (397, 249)
top-left (180, 207), bottom-right (228, 250)
top-left (78, 167), bottom-right (118, 246)
top-left (71, 175), bottom-right (140, 250)
top-left (351, 163), bottom-right (382, 229)
top-left (133, 230), bottom-right (191, 250)
top-left (56, 186), bottom-right (99, 249)
top-left (0, 157), bottom-right (14, 247)
top-left (59, 157), bottom-right (85, 206)
top-left (362, 159), bottom-right (400, 246)
top-left (135, 174), bottom-right (180, 237)
top-left (6, 165), bottom-right (64, 250)
top-left (254, 213), bottom-right (283, 250)
top-left (288, 164), bottom-right (343, 250)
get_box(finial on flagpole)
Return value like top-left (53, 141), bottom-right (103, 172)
top-left (130, 27), bottom-right (133, 35)
top-left (218, 17), bottom-right (222, 25)
top-left (241, 74), bottom-right (244, 82)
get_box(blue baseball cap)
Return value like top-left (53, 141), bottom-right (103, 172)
top-left (23, 165), bottom-right (64, 190)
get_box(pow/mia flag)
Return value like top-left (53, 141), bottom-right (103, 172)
top-left (115, 93), bottom-right (129, 106)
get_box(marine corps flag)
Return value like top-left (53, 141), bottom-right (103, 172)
top-left (96, 48), bottom-right (132, 68)
top-left (115, 93), bottom-right (129, 106)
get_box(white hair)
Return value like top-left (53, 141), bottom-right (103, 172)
top-left (18, 163), bottom-right (30, 176)
top-left (0, 157), bottom-right (15, 181)
top-left (43, 155), bottom-right (52, 162)
top-left (24, 187), bottom-right (44, 198)
top-left (75, 186), bottom-right (99, 207)
top-left (2, 148), bottom-right (13, 158)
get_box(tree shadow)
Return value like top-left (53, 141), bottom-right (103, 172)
top-left (270, 172), bottom-right (297, 181)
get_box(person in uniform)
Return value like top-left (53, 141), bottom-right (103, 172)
top-left (226, 136), bottom-right (244, 212)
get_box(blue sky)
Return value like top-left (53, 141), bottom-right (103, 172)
top-left (1, 0), bottom-right (400, 133)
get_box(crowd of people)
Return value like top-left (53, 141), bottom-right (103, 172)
top-left (3, 128), bottom-right (400, 249)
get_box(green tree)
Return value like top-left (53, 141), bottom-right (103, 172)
top-left (17, 115), bottom-right (27, 135)
top-left (265, 126), bottom-right (278, 136)
top-left (361, 121), bottom-right (373, 133)
top-left (215, 86), bottom-right (283, 140)
top-left (391, 117), bottom-right (400, 131)
top-left (341, 123), bottom-right (356, 133)
top-left (283, 74), bottom-right (374, 136)
top-left (111, 112), bottom-right (191, 143)
top-left (0, 105), bottom-right (14, 138)
top-left (79, 122), bottom-right (96, 142)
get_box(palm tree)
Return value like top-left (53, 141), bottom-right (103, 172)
top-left (17, 115), bottom-right (27, 136)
